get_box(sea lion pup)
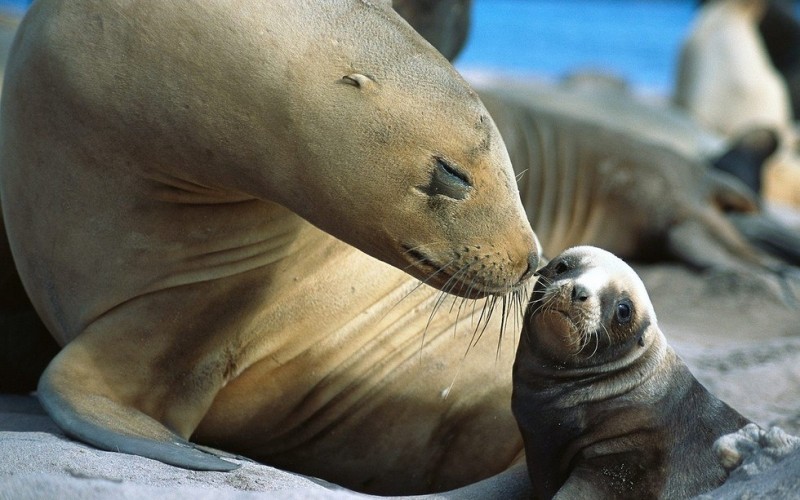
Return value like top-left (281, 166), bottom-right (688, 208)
top-left (512, 246), bottom-right (751, 499)
top-left (1, 0), bottom-right (539, 492)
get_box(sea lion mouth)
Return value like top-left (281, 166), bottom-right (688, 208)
top-left (528, 285), bottom-right (605, 360)
top-left (528, 305), bottom-right (588, 362)
top-left (401, 245), bottom-right (523, 298)
top-left (402, 247), bottom-right (459, 291)
top-left (404, 247), bottom-right (441, 274)
top-left (531, 291), bottom-right (576, 329)
top-left (539, 308), bottom-right (575, 333)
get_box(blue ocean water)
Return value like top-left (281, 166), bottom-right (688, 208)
top-left (456, 0), bottom-right (697, 94)
top-left (0, 0), bottom-right (27, 12)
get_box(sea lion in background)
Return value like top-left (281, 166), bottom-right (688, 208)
top-left (702, 0), bottom-right (800, 120)
top-left (513, 246), bottom-right (751, 499)
top-left (755, 0), bottom-right (800, 208)
top-left (675, 0), bottom-right (790, 137)
top-left (676, 0), bottom-right (800, 208)
top-left (488, 71), bottom-right (778, 198)
top-left (2, 0), bottom-right (540, 494)
top-left (473, 78), bottom-right (800, 272)
top-left (709, 126), bottom-right (779, 194)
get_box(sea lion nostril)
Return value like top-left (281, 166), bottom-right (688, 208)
top-left (520, 252), bottom-right (540, 282)
top-left (571, 284), bottom-right (590, 302)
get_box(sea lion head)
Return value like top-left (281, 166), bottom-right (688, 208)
top-left (523, 246), bottom-right (658, 367)
top-left (11, 0), bottom-right (538, 299)
top-left (279, 1), bottom-right (539, 298)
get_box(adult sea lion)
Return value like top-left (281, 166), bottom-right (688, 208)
top-left (701, 0), bottom-right (800, 120)
top-left (676, 0), bottom-right (800, 208)
top-left (513, 246), bottom-right (751, 499)
top-left (0, 11), bottom-right (57, 394)
top-left (675, 0), bottom-right (790, 138)
top-left (1, 0), bottom-right (539, 494)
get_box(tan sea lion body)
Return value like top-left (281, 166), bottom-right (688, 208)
top-left (513, 246), bottom-right (750, 499)
top-left (675, 0), bottom-right (790, 137)
top-left (675, 0), bottom-right (800, 207)
top-left (1, 0), bottom-right (539, 494)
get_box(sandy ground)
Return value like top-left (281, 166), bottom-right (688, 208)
top-left (0, 399), bottom-right (522, 500)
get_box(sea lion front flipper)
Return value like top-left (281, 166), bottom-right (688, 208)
top-left (704, 167), bottom-right (800, 269)
top-left (666, 214), bottom-right (800, 305)
top-left (669, 169), bottom-right (797, 271)
top-left (37, 342), bottom-right (238, 471)
top-left (706, 168), bottom-right (760, 214)
top-left (666, 215), bottom-right (761, 272)
top-left (552, 469), bottom-right (616, 500)
top-left (727, 212), bottom-right (800, 267)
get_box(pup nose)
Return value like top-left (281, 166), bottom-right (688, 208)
top-left (520, 251), bottom-right (540, 282)
top-left (571, 284), bottom-right (590, 303)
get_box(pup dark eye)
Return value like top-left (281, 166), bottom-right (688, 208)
top-left (426, 158), bottom-right (472, 200)
top-left (616, 301), bottom-right (632, 324)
